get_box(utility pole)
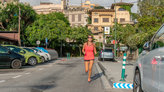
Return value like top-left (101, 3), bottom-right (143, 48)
top-left (81, 0), bottom-right (83, 10)
top-left (18, 7), bottom-right (21, 46)
top-left (114, 0), bottom-right (117, 58)
top-left (1, 0), bottom-right (4, 4)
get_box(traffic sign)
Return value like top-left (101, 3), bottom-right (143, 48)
top-left (104, 27), bottom-right (110, 34)
top-left (36, 40), bottom-right (40, 45)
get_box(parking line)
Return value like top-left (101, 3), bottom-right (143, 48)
top-left (39, 68), bottom-right (44, 71)
top-left (25, 72), bottom-right (31, 75)
top-left (12, 75), bottom-right (22, 79)
top-left (0, 80), bottom-right (6, 83)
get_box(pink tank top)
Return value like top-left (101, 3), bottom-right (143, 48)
top-left (84, 43), bottom-right (94, 60)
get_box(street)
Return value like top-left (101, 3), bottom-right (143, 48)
top-left (0, 57), bottom-right (133, 92)
top-left (0, 58), bottom-right (104, 92)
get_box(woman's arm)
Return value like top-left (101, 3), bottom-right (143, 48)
top-left (82, 43), bottom-right (86, 54)
top-left (93, 44), bottom-right (97, 55)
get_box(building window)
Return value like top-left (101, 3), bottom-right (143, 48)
top-left (94, 27), bottom-right (98, 31)
top-left (103, 18), bottom-right (109, 22)
top-left (78, 14), bottom-right (81, 22)
top-left (118, 8), bottom-right (126, 11)
top-left (113, 18), bottom-right (118, 22)
top-left (94, 18), bottom-right (98, 23)
top-left (72, 15), bottom-right (75, 22)
top-left (120, 18), bottom-right (125, 22)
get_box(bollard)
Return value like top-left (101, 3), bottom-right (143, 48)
top-left (120, 53), bottom-right (126, 82)
top-left (67, 53), bottom-right (70, 59)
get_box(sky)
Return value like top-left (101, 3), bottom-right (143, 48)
top-left (20, 0), bottom-right (138, 13)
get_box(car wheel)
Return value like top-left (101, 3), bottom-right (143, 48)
top-left (41, 56), bottom-right (45, 63)
top-left (28, 57), bottom-right (37, 66)
top-left (133, 69), bottom-right (143, 92)
top-left (11, 59), bottom-right (22, 69)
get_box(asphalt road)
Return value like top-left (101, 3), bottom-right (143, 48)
top-left (0, 58), bottom-right (107, 92)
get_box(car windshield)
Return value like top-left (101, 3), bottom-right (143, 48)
top-left (6, 46), bottom-right (22, 53)
top-left (24, 48), bottom-right (34, 52)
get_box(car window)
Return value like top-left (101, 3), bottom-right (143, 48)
top-left (24, 48), bottom-right (34, 52)
top-left (151, 25), bottom-right (164, 50)
top-left (0, 47), bottom-right (8, 54)
top-left (6, 46), bottom-right (21, 53)
top-left (104, 49), bottom-right (112, 52)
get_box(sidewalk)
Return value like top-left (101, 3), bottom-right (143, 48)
top-left (96, 58), bottom-right (135, 90)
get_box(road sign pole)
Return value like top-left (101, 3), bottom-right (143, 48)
top-left (120, 53), bottom-right (126, 81)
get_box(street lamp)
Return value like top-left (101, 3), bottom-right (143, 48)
top-left (114, 0), bottom-right (117, 58)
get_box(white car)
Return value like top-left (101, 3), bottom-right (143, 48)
top-left (23, 48), bottom-right (51, 62)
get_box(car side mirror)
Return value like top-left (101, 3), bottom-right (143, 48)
top-left (20, 50), bottom-right (25, 54)
top-left (8, 50), bottom-right (11, 54)
top-left (143, 41), bottom-right (150, 51)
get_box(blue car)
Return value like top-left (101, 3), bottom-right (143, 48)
top-left (36, 47), bottom-right (48, 53)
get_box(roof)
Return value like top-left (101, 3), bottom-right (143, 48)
top-left (111, 2), bottom-right (133, 9)
top-left (90, 9), bottom-right (115, 12)
top-left (99, 14), bottom-right (113, 17)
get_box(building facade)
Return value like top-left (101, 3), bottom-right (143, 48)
top-left (64, 10), bottom-right (88, 27)
top-left (88, 2), bottom-right (134, 42)
top-left (82, 0), bottom-right (98, 10)
top-left (32, 0), bottom-right (66, 14)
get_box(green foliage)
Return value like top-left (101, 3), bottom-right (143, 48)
top-left (120, 5), bottom-right (132, 14)
top-left (94, 6), bottom-right (105, 9)
top-left (87, 17), bottom-right (91, 24)
top-left (109, 0), bottom-right (164, 50)
top-left (0, 2), bottom-right (36, 31)
top-left (25, 12), bottom-right (69, 47)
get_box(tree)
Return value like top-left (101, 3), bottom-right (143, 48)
top-left (94, 6), bottom-right (105, 9)
top-left (25, 12), bottom-right (69, 48)
top-left (68, 26), bottom-right (92, 56)
top-left (0, 2), bottom-right (37, 42)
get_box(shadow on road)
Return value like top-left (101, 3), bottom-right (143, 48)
top-left (91, 72), bottom-right (103, 82)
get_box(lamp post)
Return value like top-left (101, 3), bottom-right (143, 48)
top-left (18, 6), bottom-right (21, 46)
top-left (114, 0), bottom-right (117, 58)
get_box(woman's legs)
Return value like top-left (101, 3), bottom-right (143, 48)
top-left (84, 61), bottom-right (89, 73)
top-left (88, 60), bottom-right (94, 81)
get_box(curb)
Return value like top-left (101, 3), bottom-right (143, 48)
top-left (95, 62), bottom-right (112, 89)
top-left (97, 61), bottom-right (114, 87)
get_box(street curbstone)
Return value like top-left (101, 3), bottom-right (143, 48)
top-left (95, 62), bottom-right (112, 89)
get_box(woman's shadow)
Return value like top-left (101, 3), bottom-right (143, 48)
top-left (91, 72), bottom-right (103, 81)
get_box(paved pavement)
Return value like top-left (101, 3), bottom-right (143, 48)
top-left (0, 57), bottom-right (107, 92)
top-left (97, 58), bottom-right (135, 92)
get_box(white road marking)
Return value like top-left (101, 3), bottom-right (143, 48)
top-left (25, 72), bottom-right (31, 75)
top-left (39, 68), bottom-right (44, 71)
top-left (12, 75), bottom-right (22, 79)
top-left (0, 80), bottom-right (6, 83)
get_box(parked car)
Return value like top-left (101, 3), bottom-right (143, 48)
top-left (23, 47), bottom-right (51, 62)
top-left (36, 47), bottom-right (48, 53)
top-left (3, 45), bottom-right (42, 66)
top-left (0, 46), bottom-right (25, 69)
top-left (133, 24), bottom-right (164, 92)
top-left (98, 48), bottom-right (114, 61)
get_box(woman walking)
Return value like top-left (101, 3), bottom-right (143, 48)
top-left (82, 35), bottom-right (97, 82)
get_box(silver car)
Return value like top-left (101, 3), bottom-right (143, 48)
top-left (98, 49), bottom-right (114, 61)
top-left (133, 24), bottom-right (164, 92)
